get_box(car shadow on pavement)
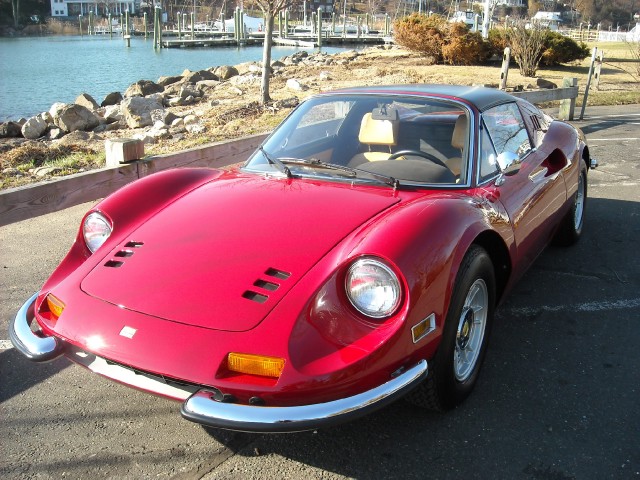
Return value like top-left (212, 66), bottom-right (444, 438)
top-left (0, 348), bottom-right (69, 403)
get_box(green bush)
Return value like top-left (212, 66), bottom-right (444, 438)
top-left (541, 31), bottom-right (590, 66)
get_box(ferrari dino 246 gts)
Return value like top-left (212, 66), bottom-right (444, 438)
top-left (11, 85), bottom-right (596, 432)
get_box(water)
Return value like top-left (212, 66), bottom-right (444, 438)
top-left (0, 35), bottom-right (350, 121)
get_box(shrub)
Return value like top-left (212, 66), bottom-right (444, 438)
top-left (393, 13), bottom-right (447, 64)
top-left (487, 28), bottom-right (509, 59)
top-left (541, 31), bottom-right (590, 66)
top-left (442, 23), bottom-right (488, 65)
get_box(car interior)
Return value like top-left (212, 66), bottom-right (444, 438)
top-left (250, 96), bottom-right (471, 186)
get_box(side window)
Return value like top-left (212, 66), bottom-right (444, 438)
top-left (479, 124), bottom-right (499, 183)
top-left (483, 103), bottom-right (532, 159)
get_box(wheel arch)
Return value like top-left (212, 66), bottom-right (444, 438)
top-left (471, 230), bottom-right (512, 305)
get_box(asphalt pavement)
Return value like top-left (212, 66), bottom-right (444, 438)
top-left (1, 104), bottom-right (639, 479)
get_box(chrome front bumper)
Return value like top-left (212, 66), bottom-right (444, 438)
top-left (181, 360), bottom-right (428, 433)
top-left (12, 293), bottom-right (429, 433)
top-left (9, 292), bottom-right (65, 362)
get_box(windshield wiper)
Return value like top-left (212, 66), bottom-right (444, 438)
top-left (281, 157), bottom-right (399, 188)
top-left (260, 153), bottom-right (399, 188)
top-left (352, 167), bottom-right (399, 189)
top-left (279, 157), bottom-right (357, 177)
top-left (259, 146), bottom-right (292, 178)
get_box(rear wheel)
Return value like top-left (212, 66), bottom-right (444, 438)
top-left (407, 245), bottom-right (495, 410)
top-left (554, 164), bottom-right (587, 246)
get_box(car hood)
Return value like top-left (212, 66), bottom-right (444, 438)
top-left (81, 173), bottom-right (400, 332)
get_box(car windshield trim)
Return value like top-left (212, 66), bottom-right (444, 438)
top-left (245, 93), bottom-right (476, 189)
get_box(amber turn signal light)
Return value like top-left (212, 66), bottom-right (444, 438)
top-left (45, 294), bottom-right (65, 320)
top-left (227, 353), bottom-right (285, 378)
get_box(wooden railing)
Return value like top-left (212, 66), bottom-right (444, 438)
top-left (0, 134), bottom-right (267, 227)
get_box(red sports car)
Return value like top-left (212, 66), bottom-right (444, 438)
top-left (11, 85), bottom-right (596, 432)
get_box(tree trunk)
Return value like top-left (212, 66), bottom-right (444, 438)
top-left (260, 14), bottom-right (275, 105)
top-left (12, 0), bottom-right (20, 28)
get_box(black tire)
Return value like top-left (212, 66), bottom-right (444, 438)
top-left (407, 245), bottom-right (496, 411)
top-left (553, 164), bottom-right (587, 246)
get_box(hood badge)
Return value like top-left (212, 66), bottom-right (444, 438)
top-left (119, 326), bottom-right (137, 339)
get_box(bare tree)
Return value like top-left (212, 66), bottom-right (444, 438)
top-left (248, 0), bottom-right (294, 104)
top-left (366, 0), bottom-right (385, 16)
top-left (11, 0), bottom-right (20, 28)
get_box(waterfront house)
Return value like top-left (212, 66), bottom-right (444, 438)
top-left (50, 0), bottom-right (137, 17)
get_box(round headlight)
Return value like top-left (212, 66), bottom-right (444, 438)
top-left (345, 258), bottom-right (402, 319)
top-left (83, 212), bottom-right (112, 253)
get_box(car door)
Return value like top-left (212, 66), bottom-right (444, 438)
top-left (480, 102), bottom-right (567, 274)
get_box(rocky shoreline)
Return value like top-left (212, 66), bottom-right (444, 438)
top-left (0, 46), bottom-right (375, 187)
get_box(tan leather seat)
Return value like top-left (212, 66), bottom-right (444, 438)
top-left (445, 115), bottom-right (468, 177)
top-left (348, 113), bottom-right (399, 167)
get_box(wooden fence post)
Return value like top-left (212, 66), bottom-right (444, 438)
top-left (500, 47), bottom-right (511, 90)
top-left (559, 77), bottom-right (578, 121)
top-left (593, 50), bottom-right (604, 90)
top-left (580, 47), bottom-right (598, 120)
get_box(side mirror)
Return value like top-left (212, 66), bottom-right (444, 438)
top-left (496, 151), bottom-right (521, 176)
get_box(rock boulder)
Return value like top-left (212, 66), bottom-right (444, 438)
top-left (21, 114), bottom-right (48, 139)
top-left (75, 93), bottom-right (100, 110)
top-left (215, 65), bottom-right (239, 80)
top-left (0, 121), bottom-right (23, 138)
top-left (121, 96), bottom-right (164, 128)
top-left (124, 79), bottom-right (164, 98)
top-left (101, 91), bottom-right (123, 107)
top-left (53, 104), bottom-right (101, 133)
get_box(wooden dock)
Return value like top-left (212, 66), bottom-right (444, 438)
top-left (273, 37), bottom-right (317, 48)
top-left (162, 37), bottom-right (262, 48)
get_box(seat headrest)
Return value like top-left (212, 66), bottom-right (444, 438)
top-left (359, 113), bottom-right (398, 146)
top-left (451, 114), bottom-right (468, 150)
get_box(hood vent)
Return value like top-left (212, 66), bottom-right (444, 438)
top-left (104, 260), bottom-right (124, 268)
top-left (103, 241), bottom-right (144, 268)
top-left (265, 268), bottom-right (290, 280)
top-left (242, 268), bottom-right (292, 304)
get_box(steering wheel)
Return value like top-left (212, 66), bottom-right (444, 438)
top-left (388, 150), bottom-right (451, 170)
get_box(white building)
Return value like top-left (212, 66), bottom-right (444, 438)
top-left (50, 0), bottom-right (137, 17)
top-left (531, 11), bottom-right (563, 30)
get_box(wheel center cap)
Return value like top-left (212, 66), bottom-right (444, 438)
top-left (457, 309), bottom-right (474, 350)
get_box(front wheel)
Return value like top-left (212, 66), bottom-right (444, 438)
top-left (554, 164), bottom-right (587, 246)
top-left (407, 245), bottom-right (495, 411)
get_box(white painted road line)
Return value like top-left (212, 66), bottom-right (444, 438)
top-left (584, 113), bottom-right (640, 119)
top-left (588, 138), bottom-right (640, 141)
top-left (503, 298), bottom-right (640, 317)
top-left (0, 340), bottom-right (14, 350)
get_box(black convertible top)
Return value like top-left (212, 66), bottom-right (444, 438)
top-left (326, 85), bottom-right (518, 113)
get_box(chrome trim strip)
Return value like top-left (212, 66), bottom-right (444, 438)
top-left (180, 360), bottom-right (428, 432)
top-left (68, 346), bottom-right (194, 401)
top-left (9, 292), bottom-right (65, 362)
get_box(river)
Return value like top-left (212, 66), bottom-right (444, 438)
top-left (0, 35), bottom-right (350, 122)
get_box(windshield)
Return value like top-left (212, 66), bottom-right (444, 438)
top-left (243, 94), bottom-right (471, 187)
